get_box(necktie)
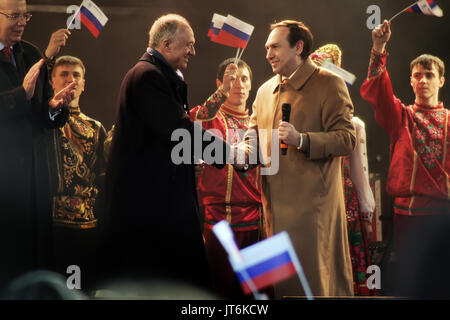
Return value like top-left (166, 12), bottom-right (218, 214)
top-left (2, 47), bottom-right (12, 63)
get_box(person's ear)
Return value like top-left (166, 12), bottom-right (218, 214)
top-left (162, 38), bottom-right (171, 52)
top-left (216, 79), bottom-right (222, 89)
top-left (296, 40), bottom-right (304, 57)
top-left (439, 76), bottom-right (445, 88)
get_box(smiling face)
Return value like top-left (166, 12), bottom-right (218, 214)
top-left (165, 24), bottom-right (195, 70)
top-left (410, 63), bottom-right (445, 106)
top-left (0, 0), bottom-right (28, 47)
top-left (265, 26), bottom-right (303, 77)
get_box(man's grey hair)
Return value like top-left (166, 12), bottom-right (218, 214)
top-left (148, 14), bottom-right (191, 48)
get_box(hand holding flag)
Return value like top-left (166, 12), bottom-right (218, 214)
top-left (372, 20), bottom-right (391, 54)
top-left (45, 28), bottom-right (71, 59)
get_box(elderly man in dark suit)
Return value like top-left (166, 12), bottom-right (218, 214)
top-left (105, 14), bottom-right (228, 292)
top-left (0, 0), bottom-right (76, 291)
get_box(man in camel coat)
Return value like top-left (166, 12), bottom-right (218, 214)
top-left (244, 20), bottom-right (355, 298)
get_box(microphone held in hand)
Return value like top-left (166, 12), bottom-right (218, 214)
top-left (281, 103), bottom-right (291, 156)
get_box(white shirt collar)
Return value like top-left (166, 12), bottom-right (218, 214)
top-left (0, 41), bottom-right (12, 51)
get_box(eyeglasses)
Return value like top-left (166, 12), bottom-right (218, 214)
top-left (0, 11), bottom-right (32, 22)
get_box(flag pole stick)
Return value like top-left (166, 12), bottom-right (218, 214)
top-left (237, 46), bottom-right (246, 62)
top-left (234, 47), bottom-right (241, 64)
top-left (389, 3), bottom-right (414, 22)
top-left (289, 249), bottom-right (314, 300)
top-left (294, 265), bottom-right (314, 300)
top-left (67, 1), bottom-right (83, 29)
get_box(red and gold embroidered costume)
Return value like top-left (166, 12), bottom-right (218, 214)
top-left (49, 106), bottom-right (107, 229)
top-left (190, 89), bottom-right (263, 298)
top-left (190, 90), bottom-right (262, 231)
top-left (360, 50), bottom-right (449, 216)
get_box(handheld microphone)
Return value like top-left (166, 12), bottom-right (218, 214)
top-left (281, 103), bottom-right (291, 156)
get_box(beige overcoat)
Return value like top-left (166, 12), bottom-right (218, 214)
top-left (247, 57), bottom-right (355, 297)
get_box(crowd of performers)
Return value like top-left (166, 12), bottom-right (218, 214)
top-left (0, 0), bottom-right (448, 299)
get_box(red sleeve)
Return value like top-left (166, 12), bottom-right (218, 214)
top-left (189, 89), bottom-right (226, 122)
top-left (360, 50), bottom-right (405, 140)
top-left (189, 105), bottom-right (199, 122)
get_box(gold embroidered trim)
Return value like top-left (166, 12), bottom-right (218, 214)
top-left (226, 205), bottom-right (232, 224)
top-left (408, 196), bottom-right (415, 216)
top-left (53, 220), bottom-right (97, 229)
top-left (410, 151), bottom-right (418, 194)
top-left (221, 104), bottom-right (248, 119)
top-left (409, 151), bottom-right (418, 216)
top-left (221, 112), bottom-right (233, 223)
top-left (225, 164), bottom-right (233, 209)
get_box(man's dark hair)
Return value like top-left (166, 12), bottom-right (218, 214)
top-left (410, 54), bottom-right (445, 78)
top-left (52, 55), bottom-right (86, 77)
top-left (216, 58), bottom-right (252, 82)
top-left (270, 20), bottom-right (314, 59)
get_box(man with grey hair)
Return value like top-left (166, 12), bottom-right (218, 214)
top-left (104, 14), bottom-right (226, 292)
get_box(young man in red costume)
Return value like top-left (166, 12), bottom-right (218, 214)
top-left (360, 20), bottom-right (449, 252)
top-left (190, 58), bottom-right (264, 299)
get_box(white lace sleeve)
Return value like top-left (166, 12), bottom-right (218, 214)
top-left (350, 117), bottom-right (375, 213)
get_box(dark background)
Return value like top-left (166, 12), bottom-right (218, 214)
top-left (26, 0), bottom-right (449, 233)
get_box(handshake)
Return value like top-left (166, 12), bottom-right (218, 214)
top-left (194, 141), bottom-right (251, 176)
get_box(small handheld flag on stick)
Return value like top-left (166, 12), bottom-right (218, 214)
top-left (389, 0), bottom-right (443, 22)
top-left (208, 13), bottom-right (226, 41)
top-left (67, 0), bottom-right (109, 38)
top-left (212, 221), bottom-right (268, 300)
top-left (213, 221), bottom-right (314, 300)
top-left (208, 14), bottom-right (254, 64)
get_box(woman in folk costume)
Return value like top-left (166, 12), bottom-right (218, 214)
top-left (311, 44), bottom-right (377, 296)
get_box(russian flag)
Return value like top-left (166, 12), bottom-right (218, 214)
top-left (212, 221), bottom-right (312, 299)
top-left (208, 13), bottom-right (226, 40)
top-left (77, 0), bottom-right (109, 38)
top-left (405, 0), bottom-right (443, 17)
top-left (212, 15), bottom-right (254, 49)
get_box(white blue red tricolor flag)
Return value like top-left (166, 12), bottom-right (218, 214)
top-left (210, 14), bottom-right (254, 49)
top-left (76, 0), bottom-right (109, 38)
top-left (389, 0), bottom-right (443, 22)
top-left (405, 0), bottom-right (443, 17)
top-left (208, 13), bottom-right (226, 41)
top-left (235, 232), bottom-right (299, 294)
top-left (213, 221), bottom-right (313, 299)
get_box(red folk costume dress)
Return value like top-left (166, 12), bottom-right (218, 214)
top-left (360, 50), bottom-right (450, 247)
top-left (343, 117), bottom-right (377, 296)
top-left (189, 89), bottom-right (263, 299)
